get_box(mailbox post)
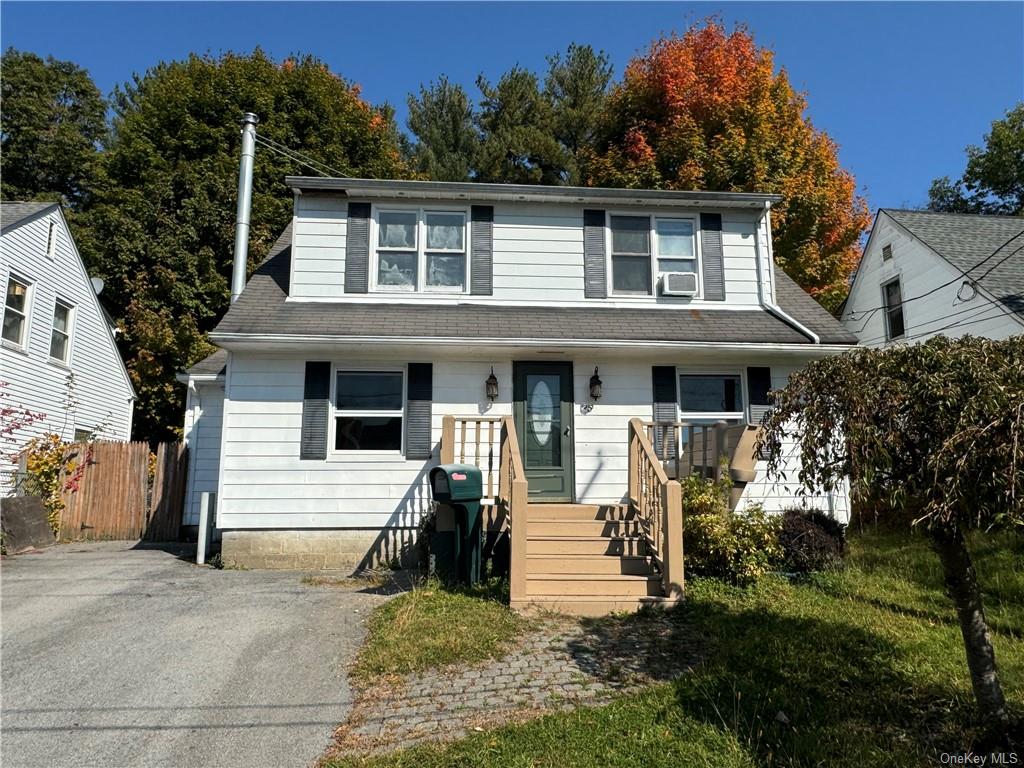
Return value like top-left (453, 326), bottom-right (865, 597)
top-left (428, 464), bottom-right (484, 586)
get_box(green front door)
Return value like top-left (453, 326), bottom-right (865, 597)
top-left (513, 362), bottom-right (575, 501)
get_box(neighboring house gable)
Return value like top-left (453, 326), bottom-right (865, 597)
top-left (841, 210), bottom-right (1024, 346)
top-left (1, 202), bottom-right (135, 476)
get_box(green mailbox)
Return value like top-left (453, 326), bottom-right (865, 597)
top-left (429, 464), bottom-right (484, 586)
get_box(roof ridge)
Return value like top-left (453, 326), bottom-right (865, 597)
top-left (883, 208), bottom-right (1024, 221)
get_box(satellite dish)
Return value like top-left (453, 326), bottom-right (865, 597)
top-left (91, 277), bottom-right (104, 295)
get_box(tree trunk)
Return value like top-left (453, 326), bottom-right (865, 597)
top-left (931, 524), bottom-right (1010, 734)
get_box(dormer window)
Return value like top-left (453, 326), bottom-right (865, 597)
top-left (609, 214), bottom-right (700, 297)
top-left (373, 208), bottom-right (468, 293)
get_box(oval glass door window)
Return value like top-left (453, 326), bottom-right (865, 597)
top-left (529, 378), bottom-right (554, 447)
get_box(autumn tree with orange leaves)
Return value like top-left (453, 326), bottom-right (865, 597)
top-left (584, 21), bottom-right (871, 311)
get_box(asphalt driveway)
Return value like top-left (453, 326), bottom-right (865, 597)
top-left (1, 542), bottom-right (393, 768)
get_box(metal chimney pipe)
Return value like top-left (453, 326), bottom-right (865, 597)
top-left (230, 112), bottom-right (259, 303)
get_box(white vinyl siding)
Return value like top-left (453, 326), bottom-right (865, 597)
top-left (215, 353), bottom-right (847, 530)
top-left (182, 381), bottom-right (224, 526)
top-left (0, 209), bottom-right (133, 481)
top-left (841, 213), bottom-right (1024, 346)
top-left (287, 196), bottom-right (767, 307)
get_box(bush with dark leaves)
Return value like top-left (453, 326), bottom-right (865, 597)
top-left (779, 507), bottom-right (847, 574)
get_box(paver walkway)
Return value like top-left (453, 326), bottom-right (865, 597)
top-left (332, 609), bottom-right (703, 755)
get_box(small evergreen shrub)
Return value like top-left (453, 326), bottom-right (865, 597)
top-left (779, 507), bottom-right (847, 574)
top-left (685, 504), bottom-right (781, 585)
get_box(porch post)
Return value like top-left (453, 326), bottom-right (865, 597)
top-left (662, 479), bottom-right (684, 599)
top-left (713, 420), bottom-right (729, 482)
top-left (440, 415), bottom-right (455, 463)
top-left (510, 478), bottom-right (528, 602)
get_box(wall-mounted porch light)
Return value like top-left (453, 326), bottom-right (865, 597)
top-left (485, 368), bottom-right (499, 402)
top-left (589, 367), bottom-right (603, 400)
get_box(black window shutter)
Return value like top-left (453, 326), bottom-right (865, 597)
top-left (700, 213), bottom-right (725, 301)
top-left (345, 202), bottom-right (371, 293)
top-left (470, 206), bottom-right (494, 295)
top-left (301, 361), bottom-right (331, 460)
top-left (651, 366), bottom-right (678, 460)
top-left (583, 209), bottom-right (607, 299)
top-left (746, 366), bottom-right (772, 425)
top-left (406, 363), bottom-right (433, 460)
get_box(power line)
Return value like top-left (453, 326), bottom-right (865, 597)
top-left (844, 230), bottom-right (1024, 331)
top-left (252, 132), bottom-right (351, 178)
top-left (858, 303), bottom-right (1017, 346)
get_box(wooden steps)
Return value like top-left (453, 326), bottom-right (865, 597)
top-left (518, 502), bottom-right (671, 616)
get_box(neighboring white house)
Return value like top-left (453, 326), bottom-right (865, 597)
top-left (841, 209), bottom-right (1024, 345)
top-left (1, 202), bottom-right (135, 481)
top-left (185, 176), bottom-right (858, 598)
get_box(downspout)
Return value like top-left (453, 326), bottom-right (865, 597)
top-left (755, 201), bottom-right (821, 344)
top-left (230, 113), bottom-right (259, 303)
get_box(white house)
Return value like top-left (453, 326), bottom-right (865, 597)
top-left (1, 202), bottom-right (135, 482)
top-left (185, 178), bottom-right (858, 613)
top-left (841, 209), bottom-right (1024, 345)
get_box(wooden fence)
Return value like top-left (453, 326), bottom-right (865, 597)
top-left (58, 441), bottom-right (188, 542)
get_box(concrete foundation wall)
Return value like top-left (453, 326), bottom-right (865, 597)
top-left (221, 528), bottom-right (419, 571)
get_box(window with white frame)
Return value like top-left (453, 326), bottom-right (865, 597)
top-left (333, 370), bottom-right (405, 451)
top-left (882, 278), bottom-right (905, 339)
top-left (49, 299), bottom-right (73, 363)
top-left (374, 208), bottom-right (467, 292)
top-left (2, 275), bottom-right (31, 347)
top-left (610, 214), bottom-right (699, 296)
top-left (678, 373), bottom-right (744, 422)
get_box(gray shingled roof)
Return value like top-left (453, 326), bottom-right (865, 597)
top-left (1, 201), bottom-right (59, 233)
top-left (186, 349), bottom-right (227, 377)
top-left (211, 226), bottom-right (855, 346)
top-left (885, 209), bottom-right (1024, 313)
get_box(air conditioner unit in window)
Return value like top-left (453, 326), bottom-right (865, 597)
top-left (661, 272), bottom-right (699, 296)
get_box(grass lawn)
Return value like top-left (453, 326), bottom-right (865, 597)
top-left (349, 579), bottom-right (530, 686)
top-left (328, 530), bottom-right (1023, 767)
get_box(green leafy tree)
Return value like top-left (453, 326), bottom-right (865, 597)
top-left (0, 48), bottom-right (107, 205)
top-left (474, 67), bottom-right (570, 185)
top-left (406, 77), bottom-right (479, 182)
top-left (76, 50), bottom-right (405, 442)
top-left (758, 336), bottom-right (1024, 739)
top-left (543, 44), bottom-right (613, 185)
top-left (929, 103), bottom-right (1024, 215)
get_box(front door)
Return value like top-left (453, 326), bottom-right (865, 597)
top-left (513, 362), bottom-right (575, 501)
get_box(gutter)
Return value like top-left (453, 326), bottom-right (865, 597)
top-left (754, 202), bottom-right (821, 344)
top-left (208, 331), bottom-right (853, 355)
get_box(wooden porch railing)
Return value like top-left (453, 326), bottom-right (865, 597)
top-left (440, 415), bottom-right (528, 603)
top-left (641, 420), bottom-right (731, 481)
top-left (628, 418), bottom-right (684, 599)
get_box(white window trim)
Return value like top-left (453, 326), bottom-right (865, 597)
top-left (48, 297), bottom-right (75, 366)
top-left (329, 365), bottom-right (407, 456)
top-left (370, 205), bottom-right (470, 295)
top-left (676, 368), bottom-right (746, 422)
top-left (605, 211), bottom-right (702, 299)
top-left (881, 276), bottom-right (906, 341)
top-left (2, 273), bottom-right (33, 351)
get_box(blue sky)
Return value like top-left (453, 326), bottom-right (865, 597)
top-left (2, 2), bottom-right (1022, 211)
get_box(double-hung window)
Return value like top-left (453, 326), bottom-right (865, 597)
top-left (882, 278), bottom-right (905, 340)
top-left (333, 370), bottom-right (405, 452)
top-left (374, 209), bottom-right (467, 292)
top-left (678, 373), bottom-right (745, 423)
top-left (610, 215), bottom-right (699, 296)
top-left (2, 276), bottom-right (30, 347)
top-left (49, 299), bottom-right (73, 363)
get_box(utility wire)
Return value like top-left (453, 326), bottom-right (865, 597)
top-left (252, 132), bottom-right (351, 178)
top-left (858, 303), bottom-right (1017, 346)
top-left (844, 229), bottom-right (1024, 330)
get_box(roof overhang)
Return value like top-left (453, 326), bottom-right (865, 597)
top-left (210, 331), bottom-right (853, 359)
top-left (286, 177), bottom-right (783, 210)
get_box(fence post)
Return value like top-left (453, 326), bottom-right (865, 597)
top-left (662, 479), bottom-right (684, 599)
top-left (440, 415), bottom-right (455, 463)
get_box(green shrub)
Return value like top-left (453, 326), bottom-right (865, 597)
top-left (779, 507), bottom-right (847, 574)
top-left (678, 468), bottom-right (731, 516)
top-left (684, 504), bottom-right (781, 585)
